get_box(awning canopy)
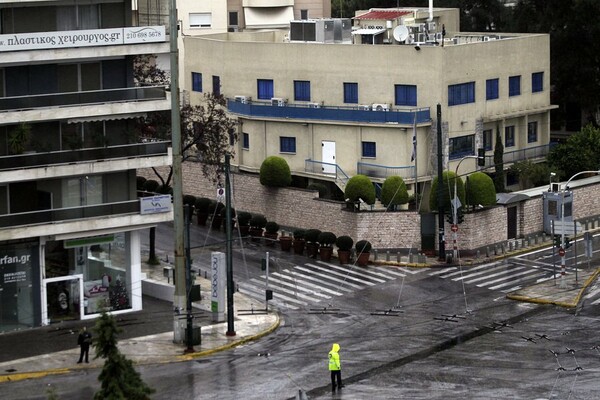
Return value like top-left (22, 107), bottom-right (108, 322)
top-left (244, 6), bottom-right (294, 29)
top-left (67, 113), bottom-right (146, 124)
top-left (496, 193), bottom-right (530, 205)
top-left (351, 28), bottom-right (386, 36)
top-left (353, 10), bottom-right (411, 20)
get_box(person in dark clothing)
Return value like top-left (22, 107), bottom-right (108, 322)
top-left (77, 326), bottom-right (92, 363)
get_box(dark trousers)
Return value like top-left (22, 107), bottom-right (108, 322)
top-left (78, 344), bottom-right (90, 363)
top-left (331, 370), bottom-right (342, 390)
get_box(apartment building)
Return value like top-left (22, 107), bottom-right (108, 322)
top-left (183, 7), bottom-right (555, 203)
top-left (0, 0), bottom-right (172, 331)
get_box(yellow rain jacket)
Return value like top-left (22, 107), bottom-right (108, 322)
top-left (328, 343), bottom-right (341, 371)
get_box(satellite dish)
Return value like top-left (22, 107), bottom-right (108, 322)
top-left (393, 25), bottom-right (409, 42)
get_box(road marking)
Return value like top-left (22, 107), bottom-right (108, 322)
top-left (316, 261), bottom-right (387, 282)
top-left (429, 267), bottom-right (457, 276)
top-left (294, 266), bottom-right (364, 289)
top-left (238, 284), bottom-right (303, 309)
top-left (465, 267), bottom-right (526, 284)
top-left (250, 278), bottom-right (320, 302)
top-left (262, 275), bottom-right (332, 299)
top-left (305, 263), bottom-right (376, 286)
top-left (447, 264), bottom-right (508, 280)
top-left (282, 269), bottom-right (349, 294)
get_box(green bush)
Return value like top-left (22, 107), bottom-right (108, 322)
top-left (293, 229), bottom-right (306, 240)
top-left (429, 171), bottom-right (465, 212)
top-left (465, 172), bottom-right (496, 208)
top-left (194, 197), bottom-right (212, 213)
top-left (344, 175), bottom-right (376, 205)
top-left (381, 176), bottom-right (409, 208)
top-left (136, 176), bottom-right (147, 190)
top-left (304, 229), bottom-right (322, 244)
top-left (237, 211), bottom-right (252, 226)
top-left (249, 214), bottom-right (267, 229)
top-left (335, 235), bottom-right (354, 251)
top-left (355, 240), bottom-right (372, 253)
top-left (183, 194), bottom-right (196, 206)
top-left (259, 156), bottom-right (292, 187)
top-left (143, 179), bottom-right (159, 192)
top-left (307, 182), bottom-right (328, 198)
top-left (157, 184), bottom-right (173, 195)
top-left (318, 231), bottom-right (337, 247)
top-left (265, 221), bottom-right (280, 234)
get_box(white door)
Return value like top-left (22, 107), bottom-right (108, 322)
top-left (321, 141), bottom-right (336, 174)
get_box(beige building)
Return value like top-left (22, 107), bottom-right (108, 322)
top-left (183, 6), bottom-right (555, 207)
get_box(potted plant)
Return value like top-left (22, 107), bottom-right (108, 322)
top-left (264, 221), bottom-right (279, 246)
top-left (209, 201), bottom-right (224, 229)
top-left (249, 214), bottom-right (267, 241)
top-left (279, 230), bottom-right (293, 252)
top-left (219, 206), bottom-right (236, 231)
top-left (304, 229), bottom-right (321, 258)
top-left (335, 235), bottom-right (354, 265)
top-left (236, 211), bottom-right (252, 236)
top-left (194, 197), bottom-right (212, 226)
top-left (183, 194), bottom-right (196, 222)
top-left (8, 123), bottom-right (31, 155)
top-left (318, 231), bottom-right (337, 262)
top-left (293, 229), bottom-right (306, 255)
top-left (355, 240), bottom-right (372, 266)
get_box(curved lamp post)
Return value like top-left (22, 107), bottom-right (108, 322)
top-left (451, 155), bottom-right (479, 260)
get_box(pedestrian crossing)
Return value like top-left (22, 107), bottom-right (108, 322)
top-left (238, 261), bottom-right (421, 310)
top-left (428, 259), bottom-right (574, 293)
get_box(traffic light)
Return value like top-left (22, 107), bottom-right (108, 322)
top-left (446, 213), bottom-right (453, 224)
top-left (456, 208), bottom-right (464, 224)
top-left (477, 148), bottom-right (486, 167)
top-left (261, 258), bottom-right (267, 271)
top-left (554, 235), bottom-right (561, 248)
top-left (565, 237), bottom-right (572, 249)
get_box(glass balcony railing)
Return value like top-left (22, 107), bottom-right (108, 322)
top-left (228, 99), bottom-right (431, 125)
top-left (357, 162), bottom-right (416, 180)
top-left (0, 86), bottom-right (167, 112)
top-left (0, 141), bottom-right (170, 171)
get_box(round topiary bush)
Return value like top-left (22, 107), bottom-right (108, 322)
top-left (259, 156), bottom-right (292, 187)
top-left (335, 235), bottom-right (354, 251)
top-left (429, 171), bottom-right (465, 212)
top-left (183, 194), bottom-right (196, 206)
top-left (265, 221), bottom-right (280, 234)
top-left (293, 229), bottom-right (306, 240)
top-left (249, 214), bottom-right (267, 229)
top-left (194, 197), bottom-right (212, 213)
top-left (307, 182), bottom-right (329, 198)
top-left (157, 184), bottom-right (173, 195)
top-left (236, 211), bottom-right (252, 226)
top-left (465, 172), bottom-right (496, 208)
top-left (355, 240), bottom-right (372, 253)
top-left (304, 229), bottom-right (322, 244)
top-left (136, 176), bottom-right (147, 190)
top-left (318, 231), bottom-right (337, 248)
top-left (344, 175), bottom-right (376, 205)
top-left (381, 176), bottom-right (409, 209)
top-left (143, 179), bottom-right (159, 193)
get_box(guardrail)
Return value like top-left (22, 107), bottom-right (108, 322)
top-left (304, 159), bottom-right (350, 187)
top-left (357, 162), bottom-right (415, 180)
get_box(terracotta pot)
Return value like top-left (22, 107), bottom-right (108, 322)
top-left (264, 232), bottom-right (278, 246)
top-left (356, 252), bottom-right (370, 266)
top-left (238, 225), bottom-right (250, 236)
top-left (319, 247), bottom-right (333, 262)
top-left (306, 242), bottom-right (320, 258)
top-left (249, 228), bottom-right (263, 242)
top-left (337, 250), bottom-right (351, 265)
top-left (211, 216), bottom-right (223, 229)
top-left (280, 236), bottom-right (293, 252)
top-left (293, 239), bottom-right (305, 255)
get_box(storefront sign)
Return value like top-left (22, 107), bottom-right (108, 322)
top-left (140, 195), bottom-right (172, 215)
top-left (211, 252), bottom-right (226, 323)
top-left (64, 234), bottom-right (115, 248)
top-left (0, 26), bottom-right (166, 52)
top-left (3, 270), bottom-right (27, 283)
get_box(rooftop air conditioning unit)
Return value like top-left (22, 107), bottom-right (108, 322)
top-left (308, 102), bottom-right (321, 108)
top-left (234, 95), bottom-right (250, 104)
top-left (372, 103), bottom-right (390, 111)
top-left (271, 97), bottom-right (287, 106)
top-left (358, 104), bottom-right (371, 111)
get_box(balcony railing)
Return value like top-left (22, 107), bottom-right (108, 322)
top-left (0, 86), bottom-right (167, 112)
top-left (305, 159), bottom-right (350, 187)
top-left (0, 200), bottom-right (140, 229)
top-left (479, 143), bottom-right (557, 167)
top-left (228, 99), bottom-right (431, 125)
top-left (0, 141), bottom-right (170, 171)
top-left (357, 162), bottom-right (415, 180)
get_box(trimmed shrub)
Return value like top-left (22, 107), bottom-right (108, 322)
top-left (344, 175), bottom-right (376, 205)
top-left (429, 171), bottom-right (465, 212)
top-left (293, 229), bottom-right (306, 240)
top-left (381, 176), bottom-right (409, 208)
top-left (143, 179), bottom-right (159, 193)
top-left (307, 182), bottom-right (328, 198)
top-left (265, 221), bottom-right (280, 234)
top-left (355, 240), bottom-right (372, 253)
top-left (465, 172), bottom-right (497, 208)
top-left (183, 194), bottom-right (196, 206)
top-left (194, 197), bottom-right (212, 213)
top-left (249, 214), bottom-right (267, 229)
top-left (157, 184), bottom-right (173, 195)
top-left (136, 176), bottom-right (147, 190)
top-left (318, 231), bottom-right (337, 248)
top-left (304, 229), bottom-right (322, 244)
top-left (237, 211), bottom-right (252, 226)
top-left (259, 156), bottom-right (292, 187)
top-left (335, 235), bottom-right (354, 251)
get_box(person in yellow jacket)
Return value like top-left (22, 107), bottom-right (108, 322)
top-left (328, 343), bottom-right (342, 392)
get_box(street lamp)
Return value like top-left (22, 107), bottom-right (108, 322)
top-left (451, 155), bottom-right (480, 261)
top-left (559, 170), bottom-right (600, 287)
top-left (549, 172), bottom-right (556, 192)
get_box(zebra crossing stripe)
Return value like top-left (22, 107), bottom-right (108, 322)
top-left (238, 284), bottom-right (304, 309)
top-left (305, 263), bottom-right (376, 286)
top-left (464, 267), bottom-right (526, 284)
top-left (281, 269), bottom-right (347, 295)
top-left (269, 272), bottom-right (338, 297)
top-left (250, 278), bottom-right (319, 302)
top-left (294, 266), bottom-right (364, 289)
top-left (483, 270), bottom-right (544, 289)
top-left (428, 267), bottom-right (457, 276)
top-left (441, 263), bottom-right (496, 279)
top-left (315, 261), bottom-right (387, 283)
top-left (584, 285), bottom-right (600, 299)
top-left (450, 263), bottom-right (514, 281)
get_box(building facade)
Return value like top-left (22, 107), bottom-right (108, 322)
top-left (0, 0), bottom-right (172, 332)
top-left (183, 7), bottom-right (555, 205)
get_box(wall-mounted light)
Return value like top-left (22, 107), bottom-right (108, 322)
top-left (414, 45), bottom-right (421, 51)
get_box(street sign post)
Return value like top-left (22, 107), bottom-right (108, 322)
top-left (451, 224), bottom-right (458, 232)
top-left (551, 220), bottom-right (582, 236)
top-left (558, 247), bottom-right (565, 257)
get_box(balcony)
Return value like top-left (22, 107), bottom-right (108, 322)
top-left (228, 99), bottom-right (431, 125)
top-left (357, 162), bottom-right (416, 180)
top-left (0, 86), bottom-right (167, 113)
top-left (479, 143), bottom-right (557, 167)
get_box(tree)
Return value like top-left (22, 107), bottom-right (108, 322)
top-left (465, 172), bottom-right (496, 209)
top-left (381, 176), bottom-right (409, 209)
top-left (509, 160), bottom-right (551, 190)
top-left (429, 171), bottom-right (465, 212)
top-left (259, 156), bottom-right (292, 187)
top-left (344, 175), bottom-right (376, 205)
top-left (548, 124), bottom-right (600, 180)
top-left (493, 124), bottom-right (505, 193)
top-left (94, 312), bottom-right (154, 400)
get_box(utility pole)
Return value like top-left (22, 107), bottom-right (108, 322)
top-left (184, 205), bottom-right (195, 352)
top-left (436, 104), bottom-right (446, 261)
top-left (225, 154), bottom-right (236, 336)
top-left (169, 0), bottom-right (186, 343)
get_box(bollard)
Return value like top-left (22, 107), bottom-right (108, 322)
top-left (516, 240), bottom-right (521, 250)
top-left (397, 252), bottom-right (401, 263)
top-left (486, 246), bottom-right (490, 258)
top-left (373, 249), bottom-right (378, 260)
top-left (386, 250), bottom-right (390, 262)
top-left (542, 232), bottom-right (547, 242)
top-left (476, 250), bottom-right (480, 259)
top-left (508, 242), bottom-right (514, 252)
top-left (501, 243), bottom-right (506, 254)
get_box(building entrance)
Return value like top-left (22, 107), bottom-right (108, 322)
top-left (43, 275), bottom-right (82, 325)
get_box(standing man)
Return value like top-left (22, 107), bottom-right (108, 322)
top-left (328, 343), bottom-right (342, 392)
top-left (77, 326), bottom-right (92, 364)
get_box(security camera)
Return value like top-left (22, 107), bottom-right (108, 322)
top-left (358, 198), bottom-right (366, 204)
top-left (477, 204), bottom-right (484, 209)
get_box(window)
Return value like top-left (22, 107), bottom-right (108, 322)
top-left (257, 79), bottom-right (274, 100)
top-left (294, 80), bottom-right (311, 101)
top-left (448, 82), bottom-right (475, 106)
top-left (532, 72), bottom-right (543, 93)
top-left (449, 135), bottom-right (474, 159)
top-left (280, 136), bottom-right (296, 153)
top-left (486, 79), bottom-right (499, 100)
top-left (300, 9), bottom-right (309, 20)
top-left (362, 142), bottom-right (376, 158)
top-left (483, 129), bottom-right (493, 151)
top-left (229, 12), bottom-right (238, 26)
top-left (343, 82), bottom-right (358, 104)
top-left (394, 84), bottom-right (417, 107)
top-left (192, 72), bottom-right (202, 92)
top-left (527, 121), bottom-right (538, 143)
top-left (509, 75), bottom-right (521, 96)
top-left (505, 126), bottom-right (515, 147)
top-left (242, 133), bottom-right (249, 149)
top-left (212, 75), bottom-right (220, 96)
top-left (189, 13), bottom-right (211, 28)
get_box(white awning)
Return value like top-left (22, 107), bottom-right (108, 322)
top-left (244, 6), bottom-right (294, 29)
top-left (67, 113), bottom-right (146, 124)
top-left (351, 28), bottom-right (386, 36)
